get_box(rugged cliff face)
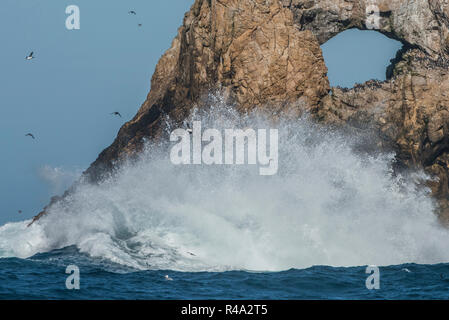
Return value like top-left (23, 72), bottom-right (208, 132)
top-left (83, 0), bottom-right (331, 183)
top-left (33, 0), bottom-right (449, 223)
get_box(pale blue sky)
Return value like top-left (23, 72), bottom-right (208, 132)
top-left (0, 1), bottom-right (402, 224)
top-left (322, 28), bottom-right (403, 88)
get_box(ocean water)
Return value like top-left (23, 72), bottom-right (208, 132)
top-left (1, 98), bottom-right (449, 299)
top-left (1, 247), bottom-right (449, 299)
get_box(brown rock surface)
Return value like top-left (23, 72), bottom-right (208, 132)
top-left (34, 0), bottom-right (449, 222)
top-left (83, 0), bottom-right (330, 183)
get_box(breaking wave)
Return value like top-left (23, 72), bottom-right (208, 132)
top-left (1, 96), bottom-right (449, 272)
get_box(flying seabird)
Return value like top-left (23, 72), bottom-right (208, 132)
top-left (18, 210), bottom-right (22, 214)
top-left (165, 275), bottom-right (173, 281)
top-left (111, 112), bottom-right (122, 118)
top-left (128, 10), bottom-right (137, 15)
top-left (25, 133), bottom-right (35, 139)
top-left (138, 23), bottom-right (142, 27)
top-left (25, 52), bottom-right (35, 61)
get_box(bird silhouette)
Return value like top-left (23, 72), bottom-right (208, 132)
top-left (128, 10), bottom-right (136, 15)
top-left (18, 210), bottom-right (22, 214)
top-left (25, 51), bottom-right (35, 60)
top-left (25, 133), bottom-right (35, 139)
top-left (111, 112), bottom-right (122, 118)
top-left (138, 23), bottom-right (142, 27)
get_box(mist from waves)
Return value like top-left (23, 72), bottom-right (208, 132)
top-left (1, 97), bottom-right (448, 272)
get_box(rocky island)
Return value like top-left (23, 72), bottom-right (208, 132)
top-left (32, 0), bottom-right (449, 223)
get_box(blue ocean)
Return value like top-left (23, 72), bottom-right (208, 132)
top-left (0, 247), bottom-right (448, 299)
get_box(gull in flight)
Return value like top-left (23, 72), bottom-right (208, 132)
top-left (25, 51), bottom-right (35, 61)
top-left (111, 112), bottom-right (122, 118)
top-left (186, 123), bottom-right (193, 135)
top-left (128, 10), bottom-right (137, 15)
top-left (25, 133), bottom-right (35, 139)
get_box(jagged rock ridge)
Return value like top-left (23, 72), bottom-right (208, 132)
top-left (34, 0), bottom-right (449, 223)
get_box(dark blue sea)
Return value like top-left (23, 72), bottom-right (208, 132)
top-left (0, 247), bottom-right (448, 299)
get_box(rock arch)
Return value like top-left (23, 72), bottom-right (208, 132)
top-left (286, 0), bottom-right (449, 219)
top-left (286, 0), bottom-right (449, 58)
top-left (33, 0), bottom-right (449, 223)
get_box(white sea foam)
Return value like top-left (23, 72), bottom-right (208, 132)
top-left (1, 97), bottom-right (449, 271)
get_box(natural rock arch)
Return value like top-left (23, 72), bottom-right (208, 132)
top-left (32, 0), bottom-right (449, 224)
top-left (286, 0), bottom-right (449, 58)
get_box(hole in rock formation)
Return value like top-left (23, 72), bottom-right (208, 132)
top-left (321, 28), bottom-right (403, 89)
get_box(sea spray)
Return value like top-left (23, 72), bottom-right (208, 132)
top-left (0, 98), bottom-right (448, 271)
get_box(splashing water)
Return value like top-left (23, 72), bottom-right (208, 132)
top-left (1, 98), bottom-right (449, 272)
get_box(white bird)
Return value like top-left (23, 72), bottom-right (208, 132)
top-left (165, 275), bottom-right (173, 281)
top-left (25, 51), bottom-right (35, 60)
